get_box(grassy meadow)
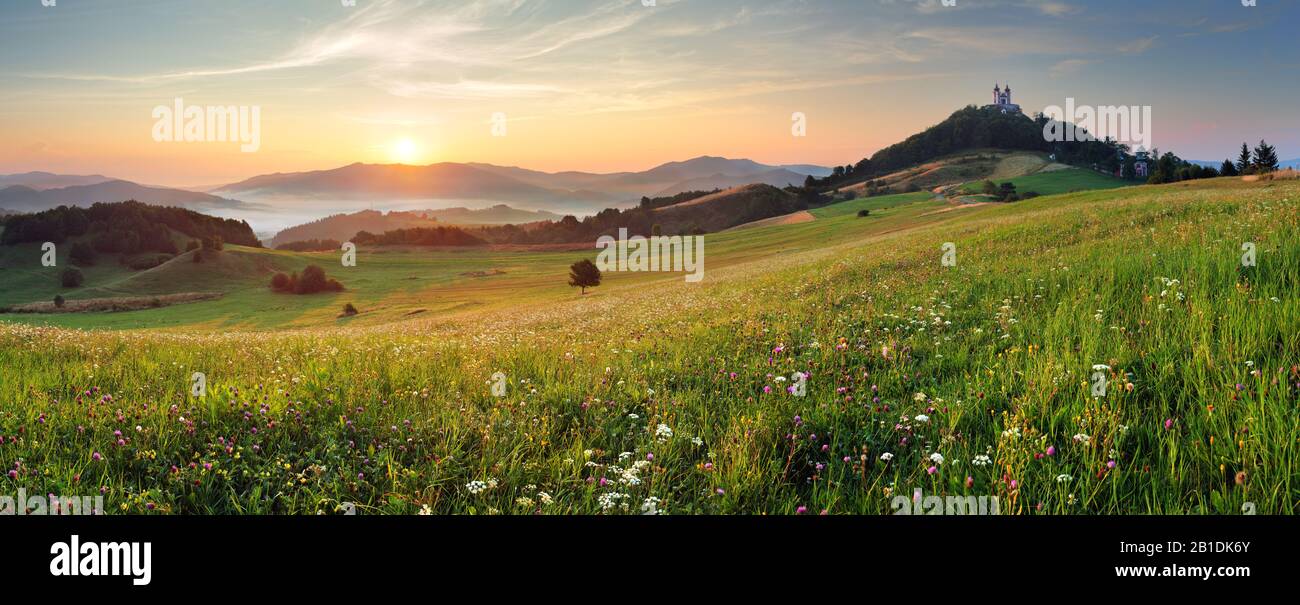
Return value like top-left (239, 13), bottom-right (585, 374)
top-left (0, 177), bottom-right (1296, 515)
top-left (960, 166), bottom-right (1129, 197)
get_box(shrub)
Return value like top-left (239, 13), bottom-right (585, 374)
top-left (53, 295), bottom-right (65, 308)
top-left (341, 303), bottom-right (359, 317)
top-left (857, 209), bottom-right (870, 217)
top-left (270, 272), bottom-right (291, 291)
top-left (270, 265), bottom-right (344, 294)
top-left (61, 267), bottom-right (84, 288)
top-left (295, 264), bottom-right (329, 294)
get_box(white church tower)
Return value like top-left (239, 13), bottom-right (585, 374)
top-left (987, 83), bottom-right (1021, 114)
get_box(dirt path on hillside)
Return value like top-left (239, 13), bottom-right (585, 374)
top-left (921, 202), bottom-right (994, 216)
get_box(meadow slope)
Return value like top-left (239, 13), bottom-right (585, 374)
top-left (0, 177), bottom-right (1296, 515)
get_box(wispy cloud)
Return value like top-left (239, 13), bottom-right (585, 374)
top-left (1049, 59), bottom-right (1092, 78)
top-left (1117, 35), bottom-right (1158, 55)
top-left (1031, 1), bottom-right (1081, 17)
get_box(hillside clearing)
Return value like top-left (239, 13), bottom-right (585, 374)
top-left (725, 210), bottom-right (816, 230)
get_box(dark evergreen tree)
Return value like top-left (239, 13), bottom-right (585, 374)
top-left (1252, 140), bottom-right (1279, 173)
top-left (1236, 142), bottom-right (1253, 175)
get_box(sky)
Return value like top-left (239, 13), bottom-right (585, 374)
top-left (1, 0), bottom-right (1297, 187)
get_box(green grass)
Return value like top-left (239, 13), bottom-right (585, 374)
top-left (810, 191), bottom-right (933, 218)
top-left (0, 192), bottom-right (941, 331)
top-left (960, 167), bottom-right (1129, 197)
top-left (0, 176), bottom-right (1296, 515)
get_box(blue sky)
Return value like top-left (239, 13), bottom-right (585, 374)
top-left (1, 0), bottom-right (1296, 185)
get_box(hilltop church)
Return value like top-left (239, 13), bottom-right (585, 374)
top-left (986, 83), bottom-right (1022, 114)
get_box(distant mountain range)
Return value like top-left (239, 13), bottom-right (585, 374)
top-left (0, 178), bottom-right (251, 214)
top-left (268, 205), bottom-right (563, 247)
top-left (1, 156), bottom-right (829, 234)
top-left (425, 204), bottom-right (562, 225)
top-left (463, 156), bottom-right (829, 198)
top-left (0, 171), bottom-right (112, 190)
top-left (211, 156), bottom-right (830, 214)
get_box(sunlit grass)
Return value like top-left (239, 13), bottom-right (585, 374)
top-left (0, 177), bottom-right (1296, 514)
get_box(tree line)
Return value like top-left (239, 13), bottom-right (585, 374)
top-left (275, 238), bottom-right (342, 252)
top-left (0, 201), bottom-right (261, 262)
top-left (351, 226), bottom-right (487, 247)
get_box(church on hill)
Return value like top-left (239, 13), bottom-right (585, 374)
top-left (986, 83), bottom-right (1022, 114)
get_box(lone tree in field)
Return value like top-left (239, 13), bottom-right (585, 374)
top-left (568, 259), bottom-right (602, 295)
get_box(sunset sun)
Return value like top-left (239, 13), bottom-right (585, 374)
top-left (390, 137), bottom-right (422, 164)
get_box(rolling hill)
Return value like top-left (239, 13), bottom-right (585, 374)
top-left (650, 184), bottom-right (805, 233)
top-left (650, 168), bottom-right (810, 197)
top-left (269, 210), bottom-right (442, 248)
top-left (0, 179), bottom-right (251, 213)
top-left (0, 171), bottom-right (112, 190)
top-left (269, 206), bottom-right (565, 247)
top-left (213, 156), bottom-right (830, 214)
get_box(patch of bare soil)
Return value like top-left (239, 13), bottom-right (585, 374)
top-left (726, 210), bottom-right (816, 231)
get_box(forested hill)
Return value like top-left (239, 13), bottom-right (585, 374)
top-left (819, 105), bottom-right (1128, 186)
top-left (0, 200), bottom-right (261, 251)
